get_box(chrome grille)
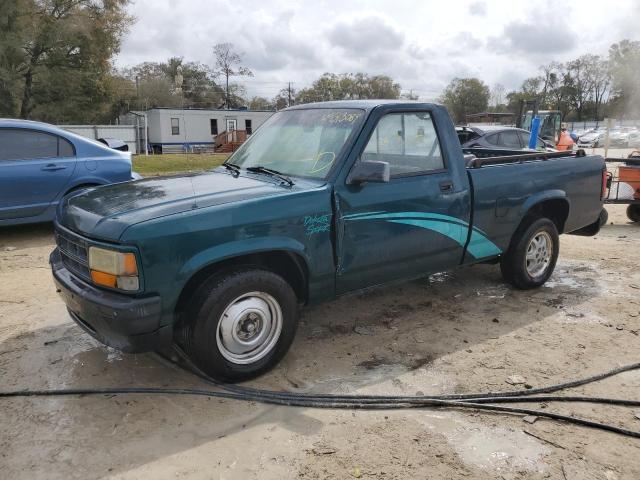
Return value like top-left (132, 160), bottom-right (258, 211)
top-left (55, 227), bottom-right (91, 281)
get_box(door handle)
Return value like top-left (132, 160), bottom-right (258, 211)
top-left (42, 164), bottom-right (67, 171)
top-left (439, 180), bottom-right (454, 193)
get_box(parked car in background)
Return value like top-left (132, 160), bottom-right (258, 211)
top-left (628, 130), bottom-right (640, 148)
top-left (0, 119), bottom-right (138, 226)
top-left (609, 127), bottom-right (637, 147)
top-left (577, 128), bottom-right (606, 148)
top-left (457, 126), bottom-right (557, 151)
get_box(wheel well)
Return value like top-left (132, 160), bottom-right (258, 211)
top-left (64, 183), bottom-right (101, 196)
top-left (522, 199), bottom-right (569, 233)
top-left (174, 251), bottom-right (309, 317)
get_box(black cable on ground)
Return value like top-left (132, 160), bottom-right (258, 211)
top-left (2, 385), bottom-right (640, 439)
top-left (3, 345), bottom-right (640, 439)
top-left (174, 347), bottom-right (640, 403)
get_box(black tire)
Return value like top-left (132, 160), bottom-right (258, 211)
top-left (179, 268), bottom-right (299, 382)
top-left (628, 204), bottom-right (640, 223)
top-left (500, 217), bottom-right (559, 290)
top-left (599, 208), bottom-right (609, 227)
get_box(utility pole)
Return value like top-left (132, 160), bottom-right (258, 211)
top-left (288, 82), bottom-right (292, 107)
top-left (226, 73), bottom-right (230, 110)
top-left (135, 76), bottom-right (140, 109)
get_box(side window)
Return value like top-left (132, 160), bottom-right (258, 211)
top-left (517, 131), bottom-right (542, 149)
top-left (245, 119), bottom-right (252, 135)
top-left (171, 117), bottom-right (180, 135)
top-left (362, 112), bottom-right (444, 176)
top-left (500, 130), bottom-right (522, 148)
top-left (210, 119), bottom-right (218, 135)
top-left (485, 133), bottom-right (500, 146)
top-left (58, 137), bottom-right (75, 157)
top-left (517, 131), bottom-right (528, 147)
top-left (0, 129), bottom-right (59, 160)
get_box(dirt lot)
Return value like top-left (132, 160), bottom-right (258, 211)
top-left (2, 184), bottom-right (640, 477)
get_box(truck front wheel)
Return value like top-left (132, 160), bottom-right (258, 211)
top-left (500, 218), bottom-right (559, 289)
top-left (179, 269), bottom-right (299, 382)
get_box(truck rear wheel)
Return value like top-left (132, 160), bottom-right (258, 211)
top-left (627, 204), bottom-right (640, 223)
top-left (179, 269), bottom-right (299, 382)
top-left (500, 218), bottom-right (559, 289)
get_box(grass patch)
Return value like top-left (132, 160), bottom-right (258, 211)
top-left (133, 153), bottom-right (230, 177)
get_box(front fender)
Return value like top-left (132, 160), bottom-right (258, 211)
top-left (177, 236), bottom-right (310, 283)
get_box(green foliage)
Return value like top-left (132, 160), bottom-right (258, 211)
top-left (438, 78), bottom-right (490, 123)
top-left (503, 52), bottom-right (614, 121)
top-left (122, 57), bottom-right (226, 111)
top-left (249, 96), bottom-right (275, 111)
top-left (295, 73), bottom-right (401, 104)
top-left (0, 0), bottom-right (132, 122)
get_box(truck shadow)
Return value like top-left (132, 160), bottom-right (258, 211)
top-left (0, 261), bottom-right (602, 479)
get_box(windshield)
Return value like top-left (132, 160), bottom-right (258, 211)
top-left (227, 108), bottom-right (364, 179)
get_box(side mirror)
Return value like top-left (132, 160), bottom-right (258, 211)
top-left (348, 160), bottom-right (390, 185)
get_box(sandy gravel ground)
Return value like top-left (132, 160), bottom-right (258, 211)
top-left (1, 175), bottom-right (640, 478)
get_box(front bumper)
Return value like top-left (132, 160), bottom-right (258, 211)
top-left (50, 249), bottom-right (170, 352)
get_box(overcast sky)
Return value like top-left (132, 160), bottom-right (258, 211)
top-left (116, 0), bottom-right (640, 100)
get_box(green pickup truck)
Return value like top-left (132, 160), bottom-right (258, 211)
top-left (51, 101), bottom-right (606, 381)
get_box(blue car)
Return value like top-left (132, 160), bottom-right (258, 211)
top-left (0, 119), bottom-right (139, 226)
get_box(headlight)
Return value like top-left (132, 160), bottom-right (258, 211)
top-left (88, 246), bottom-right (139, 291)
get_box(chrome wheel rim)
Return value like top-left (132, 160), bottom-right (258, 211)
top-left (525, 231), bottom-right (553, 277)
top-left (216, 291), bottom-right (283, 365)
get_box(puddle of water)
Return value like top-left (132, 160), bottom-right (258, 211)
top-left (428, 272), bottom-right (451, 284)
top-left (544, 275), bottom-right (585, 289)
top-left (420, 412), bottom-right (549, 475)
top-left (544, 261), bottom-right (601, 292)
top-left (476, 285), bottom-right (509, 299)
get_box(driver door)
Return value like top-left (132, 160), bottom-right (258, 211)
top-left (335, 111), bottom-right (468, 293)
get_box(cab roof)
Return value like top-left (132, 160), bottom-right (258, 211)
top-left (285, 100), bottom-right (442, 112)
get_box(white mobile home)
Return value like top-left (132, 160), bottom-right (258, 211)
top-left (145, 108), bottom-right (274, 153)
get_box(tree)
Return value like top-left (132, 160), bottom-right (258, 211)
top-left (295, 73), bottom-right (401, 104)
top-left (249, 96), bottom-right (274, 110)
top-left (122, 57), bottom-right (227, 110)
top-left (490, 83), bottom-right (506, 109)
top-left (438, 77), bottom-right (490, 123)
top-left (212, 43), bottom-right (253, 109)
top-left (0, 0), bottom-right (132, 121)
top-left (565, 55), bottom-right (600, 121)
top-left (608, 39), bottom-right (640, 118)
top-left (587, 55), bottom-right (610, 120)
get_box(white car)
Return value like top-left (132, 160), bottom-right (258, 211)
top-left (577, 129), bottom-right (606, 148)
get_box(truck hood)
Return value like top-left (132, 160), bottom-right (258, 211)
top-left (58, 170), bottom-right (307, 240)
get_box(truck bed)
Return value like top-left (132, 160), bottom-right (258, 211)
top-left (463, 148), bottom-right (605, 262)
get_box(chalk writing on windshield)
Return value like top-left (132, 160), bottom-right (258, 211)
top-left (320, 112), bottom-right (362, 125)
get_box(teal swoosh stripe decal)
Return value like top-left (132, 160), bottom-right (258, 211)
top-left (467, 230), bottom-right (502, 258)
top-left (343, 211), bottom-right (501, 259)
top-left (389, 219), bottom-right (469, 248)
top-left (345, 211), bottom-right (490, 237)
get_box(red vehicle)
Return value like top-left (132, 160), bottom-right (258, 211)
top-left (603, 151), bottom-right (640, 222)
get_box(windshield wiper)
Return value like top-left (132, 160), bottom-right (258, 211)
top-left (222, 162), bottom-right (241, 177)
top-left (246, 166), bottom-right (294, 186)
